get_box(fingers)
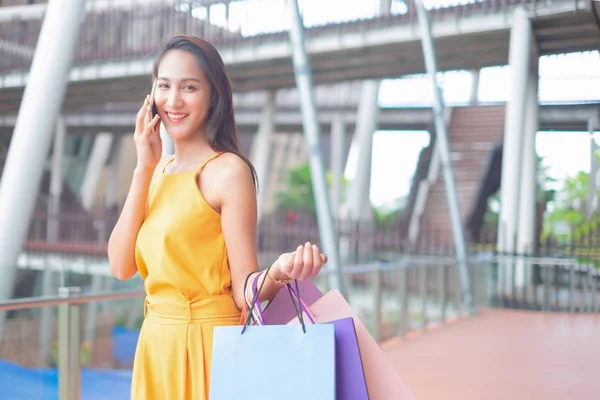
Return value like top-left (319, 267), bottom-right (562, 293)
top-left (283, 242), bottom-right (326, 281)
top-left (289, 245), bottom-right (304, 280)
top-left (135, 95), bottom-right (151, 135)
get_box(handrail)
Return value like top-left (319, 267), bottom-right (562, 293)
top-left (0, 288), bottom-right (144, 312)
top-left (0, 254), bottom-right (590, 312)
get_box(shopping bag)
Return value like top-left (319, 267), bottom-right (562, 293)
top-left (261, 279), bottom-right (324, 324)
top-left (289, 288), bottom-right (416, 400)
top-left (246, 272), bottom-right (323, 325)
top-left (250, 276), bottom-right (369, 400)
top-left (210, 273), bottom-right (336, 400)
top-left (321, 317), bottom-right (370, 400)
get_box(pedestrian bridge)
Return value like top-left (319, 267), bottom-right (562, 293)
top-left (1, 0), bottom-right (599, 112)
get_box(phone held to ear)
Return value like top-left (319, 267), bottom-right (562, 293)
top-left (149, 79), bottom-right (159, 120)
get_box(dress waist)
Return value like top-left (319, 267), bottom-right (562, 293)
top-left (144, 294), bottom-right (241, 325)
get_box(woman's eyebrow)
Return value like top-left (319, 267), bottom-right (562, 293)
top-left (157, 77), bottom-right (202, 83)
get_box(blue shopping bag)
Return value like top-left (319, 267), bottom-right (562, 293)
top-left (209, 272), bottom-right (336, 400)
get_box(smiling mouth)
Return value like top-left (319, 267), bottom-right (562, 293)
top-left (165, 112), bottom-right (189, 121)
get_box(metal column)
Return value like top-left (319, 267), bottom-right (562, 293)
top-left (329, 113), bottom-right (345, 215)
top-left (415, 0), bottom-right (473, 313)
top-left (288, 0), bottom-right (346, 297)
top-left (470, 70), bottom-right (480, 105)
top-left (105, 136), bottom-right (123, 210)
top-left (251, 90), bottom-right (276, 221)
top-left (39, 116), bottom-right (67, 366)
top-left (346, 80), bottom-right (379, 222)
top-left (80, 132), bottom-right (113, 211)
top-left (516, 69), bottom-right (539, 256)
top-left (516, 68), bottom-right (539, 287)
top-left (498, 7), bottom-right (532, 255)
top-left (589, 116), bottom-right (599, 216)
top-left (0, 0), bottom-right (86, 340)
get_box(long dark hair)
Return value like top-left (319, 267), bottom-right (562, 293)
top-left (153, 35), bottom-right (258, 189)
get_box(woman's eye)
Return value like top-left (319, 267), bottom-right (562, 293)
top-left (158, 83), bottom-right (169, 89)
top-left (184, 85), bottom-right (196, 91)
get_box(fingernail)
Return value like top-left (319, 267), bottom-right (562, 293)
top-left (297, 245), bottom-right (303, 250)
top-left (312, 244), bottom-right (318, 250)
top-left (305, 241), bottom-right (311, 246)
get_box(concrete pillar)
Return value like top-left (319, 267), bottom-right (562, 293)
top-left (497, 7), bottom-right (532, 256)
top-left (329, 113), bottom-right (345, 216)
top-left (0, 0), bottom-right (86, 341)
top-left (380, 0), bottom-right (392, 14)
top-left (39, 116), bottom-right (67, 366)
top-left (48, 117), bottom-right (66, 242)
top-left (589, 116), bottom-right (599, 216)
top-left (250, 91), bottom-right (275, 221)
top-left (515, 68), bottom-right (539, 287)
top-left (105, 136), bottom-right (122, 210)
top-left (80, 133), bottom-right (114, 212)
top-left (516, 69), bottom-right (538, 255)
top-left (470, 69), bottom-right (480, 105)
top-left (346, 80), bottom-right (380, 222)
top-left (288, 0), bottom-right (346, 297)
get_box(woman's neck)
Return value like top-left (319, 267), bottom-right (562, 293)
top-left (171, 135), bottom-right (215, 167)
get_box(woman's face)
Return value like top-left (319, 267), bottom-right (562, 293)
top-left (154, 49), bottom-right (212, 141)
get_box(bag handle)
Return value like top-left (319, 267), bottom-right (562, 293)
top-left (241, 267), bottom-right (308, 334)
top-left (248, 271), bottom-right (316, 326)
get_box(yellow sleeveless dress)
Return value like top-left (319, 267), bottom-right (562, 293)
top-left (131, 152), bottom-right (241, 400)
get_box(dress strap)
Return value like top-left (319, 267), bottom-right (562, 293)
top-left (194, 152), bottom-right (223, 175)
top-left (160, 155), bottom-right (176, 174)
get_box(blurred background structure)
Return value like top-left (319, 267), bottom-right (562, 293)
top-left (0, 0), bottom-right (599, 399)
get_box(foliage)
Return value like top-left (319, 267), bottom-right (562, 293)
top-left (276, 164), bottom-right (316, 215)
top-left (276, 163), bottom-right (404, 228)
top-left (372, 197), bottom-right (405, 230)
top-left (543, 171), bottom-right (599, 241)
top-left (275, 163), bottom-right (348, 217)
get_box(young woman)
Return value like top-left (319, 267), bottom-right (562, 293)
top-left (107, 35), bottom-right (327, 400)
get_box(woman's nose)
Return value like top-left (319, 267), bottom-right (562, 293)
top-left (166, 90), bottom-right (183, 108)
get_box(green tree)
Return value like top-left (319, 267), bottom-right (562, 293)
top-left (543, 171), bottom-right (599, 240)
top-left (275, 163), bottom-right (348, 216)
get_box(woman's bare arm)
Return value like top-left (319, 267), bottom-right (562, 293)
top-left (107, 166), bottom-right (153, 280)
top-left (218, 154), bottom-right (326, 310)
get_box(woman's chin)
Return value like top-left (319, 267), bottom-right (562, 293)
top-left (164, 127), bottom-right (194, 141)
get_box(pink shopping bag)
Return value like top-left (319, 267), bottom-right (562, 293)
top-left (290, 289), bottom-right (415, 400)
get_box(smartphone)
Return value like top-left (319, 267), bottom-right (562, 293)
top-left (148, 79), bottom-right (159, 119)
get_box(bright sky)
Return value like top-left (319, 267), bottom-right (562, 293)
top-left (192, 0), bottom-right (600, 208)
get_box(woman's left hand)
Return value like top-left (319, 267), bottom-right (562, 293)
top-left (272, 242), bottom-right (328, 281)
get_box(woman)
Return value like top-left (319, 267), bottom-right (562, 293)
top-left (107, 35), bottom-right (327, 400)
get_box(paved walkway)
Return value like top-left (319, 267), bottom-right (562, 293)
top-left (383, 309), bottom-right (600, 400)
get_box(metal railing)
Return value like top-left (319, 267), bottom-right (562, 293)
top-left (1, 252), bottom-right (597, 399)
top-left (0, 0), bottom-right (578, 77)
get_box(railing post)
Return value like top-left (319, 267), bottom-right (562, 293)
top-left (397, 267), bottom-right (409, 338)
top-left (58, 287), bottom-right (81, 400)
top-left (372, 264), bottom-right (383, 342)
top-left (438, 263), bottom-right (447, 322)
top-left (420, 264), bottom-right (428, 331)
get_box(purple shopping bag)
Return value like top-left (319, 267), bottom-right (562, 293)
top-left (323, 317), bottom-right (370, 400)
top-left (249, 277), bottom-right (368, 400)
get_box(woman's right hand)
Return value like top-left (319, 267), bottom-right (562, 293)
top-left (134, 95), bottom-right (162, 170)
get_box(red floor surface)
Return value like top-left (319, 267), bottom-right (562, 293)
top-left (382, 309), bottom-right (600, 400)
